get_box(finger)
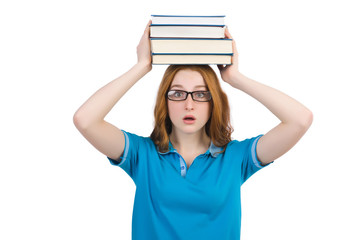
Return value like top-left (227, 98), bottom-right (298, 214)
top-left (232, 39), bottom-right (238, 54)
top-left (224, 27), bottom-right (232, 39)
top-left (144, 20), bottom-right (152, 35)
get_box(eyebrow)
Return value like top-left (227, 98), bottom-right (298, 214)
top-left (170, 84), bottom-right (207, 89)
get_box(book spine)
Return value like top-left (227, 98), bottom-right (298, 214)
top-left (150, 38), bottom-right (232, 41)
top-left (152, 53), bottom-right (233, 56)
top-left (150, 24), bottom-right (225, 27)
top-left (151, 15), bottom-right (225, 18)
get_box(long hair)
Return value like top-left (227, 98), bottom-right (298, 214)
top-left (150, 65), bottom-right (233, 153)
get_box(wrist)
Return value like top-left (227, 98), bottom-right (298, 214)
top-left (135, 61), bottom-right (152, 74)
top-left (223, 70), bottom-right (242, 86)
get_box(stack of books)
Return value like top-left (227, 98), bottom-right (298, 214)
top-left (150, 15), bottom-right (233, 65)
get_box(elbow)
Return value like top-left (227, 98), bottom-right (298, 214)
top-left (73, 110), bottom-right (82, 130)
top-left (73, 109), bottom-right (104, 134)
top-left (298, 109), bottom-right (313, 132)
top-left (286, 109), bottom-right (313, 134)
top-left (304, 109), bottom-right (313, 128)
top-left (73, 110), bottom-right (89, 132)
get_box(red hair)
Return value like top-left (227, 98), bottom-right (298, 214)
top-left (150, 65), bottom-right (233, 152)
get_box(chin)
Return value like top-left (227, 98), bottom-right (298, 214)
top-left (171, 122), bottom-right (207, 136)
top-left (181, 125), bottom-right (205, 135)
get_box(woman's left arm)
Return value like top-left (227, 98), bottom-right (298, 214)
top-left (218, 29), bottom-right (313, 165)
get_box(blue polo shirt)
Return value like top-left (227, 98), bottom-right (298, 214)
top-left (108, 130), bottom-right (269, 240)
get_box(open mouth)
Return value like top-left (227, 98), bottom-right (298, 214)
top-left (183, 115), bottom-right (196, 124)
top-left (183, 115), bottom-right (196, 121)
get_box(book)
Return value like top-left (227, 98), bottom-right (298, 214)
top-left (151, 15), bottom-right (225, 25)
top-left (151, 38), bottom-right (232, 54)
top-left (150, 25), bottom-right (225, 38)
top-left (149, 14), bottom-right (232, 65)
top-left (152, 54), bottom-right (232, 65)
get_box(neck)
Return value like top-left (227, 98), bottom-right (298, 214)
top-left (169, 129), bottom-right (210, 154)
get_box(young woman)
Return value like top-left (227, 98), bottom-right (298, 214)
top-left (73, 22), bottom-right (313, 240)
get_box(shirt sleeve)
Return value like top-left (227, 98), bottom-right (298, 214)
top-left (107, 130), bottom-right (140, 181)
top-left (240, 135), bottom-right (272, 184)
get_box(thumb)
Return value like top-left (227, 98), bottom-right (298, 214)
top-left (224, 27), bottom-right (232, 39)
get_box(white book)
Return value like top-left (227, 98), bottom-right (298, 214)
top-left (152, 54), bottom-right (232, 65)
top-left (151, 15), bottom-right (225, 25)
top-left (150, 25), bottom-right (225, 38)
top-left (151, 38), bottom-right (233, 54)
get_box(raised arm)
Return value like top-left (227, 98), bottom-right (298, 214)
top-left (218, 29), bottom-right (313, 165)
top-left (73, 22), bottom-right (152, 160)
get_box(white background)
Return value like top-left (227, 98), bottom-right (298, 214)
top-left (1, 0), bottom-right (361, 239)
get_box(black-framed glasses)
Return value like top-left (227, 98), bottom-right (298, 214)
top-left (167, 90), bottom-right (212, 102)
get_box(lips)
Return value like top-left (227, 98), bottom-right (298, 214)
top-left (183, 115), bottom-right (196, 124)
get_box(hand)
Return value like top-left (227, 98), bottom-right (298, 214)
top-left (217, 28), bottom-right (241, 86)
top-left (136, 20), bottom-right (152, 70)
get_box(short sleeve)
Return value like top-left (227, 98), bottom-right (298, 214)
top-left (107, 130), bottom-right (140, 181)
top-left (239, 135), bottom-right (272, 184)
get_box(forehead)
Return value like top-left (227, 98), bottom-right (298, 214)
top-left (171, 69), bottom-right (206, 88)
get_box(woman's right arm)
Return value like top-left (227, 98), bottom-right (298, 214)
top-left (73, 22), bottom-right (152, 160)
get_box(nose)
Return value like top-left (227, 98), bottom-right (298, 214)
top-left (184, 94), bottom-right (194, 110)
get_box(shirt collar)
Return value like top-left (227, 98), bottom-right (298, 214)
top-left (159, 141), bottom-right (223, 158)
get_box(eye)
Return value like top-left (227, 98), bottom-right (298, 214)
top-left (173, 91), bottom-right (183, 98)
top-left (168, 90), bottom-right (186, 100)
top-left (195, 92), bottom-right (206, 98)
